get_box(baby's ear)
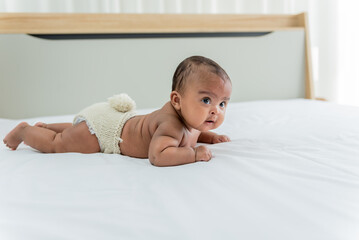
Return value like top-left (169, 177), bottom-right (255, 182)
top-left (170, 91), bottom-right (181, 110)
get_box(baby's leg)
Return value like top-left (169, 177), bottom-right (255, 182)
top-left (3, 122), bottom-right (100, 153)
top-left (35, 122), bottom-right (72, 133)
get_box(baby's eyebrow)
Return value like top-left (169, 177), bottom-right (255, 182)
top-left (198, 91), bottom-right (230, 101)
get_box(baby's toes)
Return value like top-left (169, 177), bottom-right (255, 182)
top-left (35, 122), bottom-right (45, 128)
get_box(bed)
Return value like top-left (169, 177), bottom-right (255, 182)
top-left (1, 13), bottom-right (359, 240)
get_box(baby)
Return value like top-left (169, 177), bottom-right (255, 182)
top-left (3, 56), bottom-right (232, 167)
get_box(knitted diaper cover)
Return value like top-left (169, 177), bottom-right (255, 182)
top-left (73, 94), bottom-right (137, 154)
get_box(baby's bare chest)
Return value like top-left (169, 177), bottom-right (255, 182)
top-left (179, 130), bottom-right (201, 148)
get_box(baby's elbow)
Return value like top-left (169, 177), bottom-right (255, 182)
top-left (149, 155), bottom-right (161, 167)
top-left (150, 153), bottom-right (170, 167)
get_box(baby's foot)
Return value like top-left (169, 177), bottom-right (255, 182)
top-left (3, 122), bottom-right (29, 150)
top-left (35, 122), bottom-right (47, 128)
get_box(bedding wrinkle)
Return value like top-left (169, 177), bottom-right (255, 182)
top-left (212, 139), bottom-right (359, 185)
top-left (298, 136), bottom-right (359, 177)
top-left (208, 137), bottom-right (359, 229)
top-left (313, 134), bottom-right (359, 152)
top-left (271, 145), bottom-right (359, 180)
top-left (219, 159), bottom-right (330, 234)
top-left (230, 157), bottom-right (358, 233)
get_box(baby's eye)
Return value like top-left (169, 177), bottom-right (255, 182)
top-left (202, 98), bottom-right (211, 104)
top-left (219, 101), bottom-right (226, 108)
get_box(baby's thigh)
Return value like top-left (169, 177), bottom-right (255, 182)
top-left (60, 122), bottom-right (100, 153)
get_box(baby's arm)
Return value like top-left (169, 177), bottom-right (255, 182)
top-left (198, 131), bottom-right (231, 144)
top-left (148, 123), bottom-right (211, 167)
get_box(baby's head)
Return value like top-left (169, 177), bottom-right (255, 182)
top-left (171, 56), bottom-right (232, 131)
top-left (172, 56), bottom-right (231, 95)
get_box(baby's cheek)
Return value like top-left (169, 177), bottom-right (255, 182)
top-left (216, 117), bottom-right (225, 127)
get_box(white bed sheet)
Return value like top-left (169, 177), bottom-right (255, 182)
top-left (0, 99), bottom-right (359, 240)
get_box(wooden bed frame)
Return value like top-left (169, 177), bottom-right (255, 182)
top-left (0, 13), bottom-right (313, 118)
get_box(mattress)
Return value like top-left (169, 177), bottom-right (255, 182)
top-left (0, 99), bottom-right (358, 240)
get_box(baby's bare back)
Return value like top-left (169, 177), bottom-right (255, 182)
top-left (119, 102), bottom-right (200, 158)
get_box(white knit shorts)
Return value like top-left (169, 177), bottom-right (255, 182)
top-left (73, 94), bottom-right (136, 154)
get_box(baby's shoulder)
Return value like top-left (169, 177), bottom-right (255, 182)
top-left (156, 110), bottom-right (182, 128)
top-left (151, 104), bottom-right (185, 131)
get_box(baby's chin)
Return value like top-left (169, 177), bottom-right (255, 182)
top-left (197, 122), bottom-right (219, 131)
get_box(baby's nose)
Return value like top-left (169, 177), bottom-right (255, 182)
top-left (210, 106), bottom-right (220, 115)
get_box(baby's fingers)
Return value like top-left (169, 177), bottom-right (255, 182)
top-left (213, 135), bottom-right (231, 143)
top-left (220, 135), bottom-right (231, 142)
top-left (195, 145), bottom-right (212, 162)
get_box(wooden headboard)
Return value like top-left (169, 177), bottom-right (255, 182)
top-left (0, 13), bottom-right (313, 119)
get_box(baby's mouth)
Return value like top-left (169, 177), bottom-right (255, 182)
top-left (205, 119), bottom-right (216, 124)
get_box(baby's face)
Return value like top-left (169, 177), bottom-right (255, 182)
top-left (179, 71), bottom-right (232, 132)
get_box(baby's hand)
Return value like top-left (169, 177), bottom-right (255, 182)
top-left (212, 134), bottom-right (231, 144)
top-left (195, 145), bottom-right (212, 162)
